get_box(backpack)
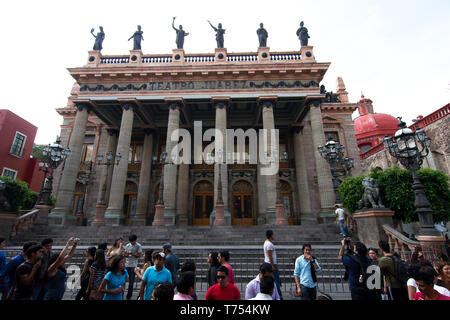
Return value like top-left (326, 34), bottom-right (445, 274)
top-left (388, 255), bottom-right (409, 286)
top-left (349, 255), bottom-right (379, 300)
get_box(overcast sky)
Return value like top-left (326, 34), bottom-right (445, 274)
top-left (1, 0), bottom-right (449, 144)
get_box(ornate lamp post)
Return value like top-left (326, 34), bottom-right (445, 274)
top-left (152, 151), bottom-right (167, 226)
top-left (92, 151), bottom-right (121, 226)
top-left (275, 152), bottom-right (288, 225)
top-left (383, 117), bottom-right (441, 238)
top-left (37, 137), bottom-right (71, 206)
top-left (318, 136), bottom-right (354, 204)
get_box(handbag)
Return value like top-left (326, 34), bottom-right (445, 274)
top-left (89, 287), bottom-right (104, 300)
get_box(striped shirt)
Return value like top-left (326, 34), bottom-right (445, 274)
top-left (90, 263), bottom-right (106, 288)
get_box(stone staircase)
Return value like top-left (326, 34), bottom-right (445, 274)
top-left (4, 224), bottom-right (352, 299)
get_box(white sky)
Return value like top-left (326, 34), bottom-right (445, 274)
top-left (0, 0), bottom-right (449, 144)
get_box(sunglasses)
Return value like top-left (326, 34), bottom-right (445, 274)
top-left (216, 275), bottom-right (226, 280)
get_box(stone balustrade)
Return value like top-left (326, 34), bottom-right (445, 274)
top-left (100, 56), bottom-right (130, 64)
top-left (9, 209), bottom-right (40, 239)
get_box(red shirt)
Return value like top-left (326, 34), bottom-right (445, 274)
top-left (414, 291), bottom-right (450, 300)
top-left (224, 264), bottom-right (235, 284)
top-left (205, 283), bottom-right (241, 300)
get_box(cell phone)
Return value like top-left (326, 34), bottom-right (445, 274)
top-left (74, 238), bottom-right (80, 242)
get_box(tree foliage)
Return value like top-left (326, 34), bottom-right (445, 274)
top-left (0, 177), bottom-right (38, 213)
top-left (31, 144), bottom-right (47, 159)
top-left (339, 166), bottom-right (450, 223)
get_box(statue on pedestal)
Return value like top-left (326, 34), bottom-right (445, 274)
top-left (172, 17), bottom-right (189, 49)
top-left (91, 26), bottom-right (105, 51)
top-left (296, 21), bottom-right (310, 46)
top-left (207, 20), bottom-right (225, 48)
top-left (128, 25), bottom-right (144, 50)
top-left (257, 23), bottom-right (268, 47)
top-left (359, 177), bottom-right (384, 210)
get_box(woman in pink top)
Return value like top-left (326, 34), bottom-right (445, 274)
top-left (414, 266), bottom-right (450, 300)
top-left (219, 251), bottom-right (234, 284)
top-left (173, 271), bottom-right (195, 300)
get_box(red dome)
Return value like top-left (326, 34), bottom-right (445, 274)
top-left (354, 113), bottom-right (399, 137)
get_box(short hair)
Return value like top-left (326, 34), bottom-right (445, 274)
top-left (41, 238), bottom-right (53, 246)
top-left (98, 243), bottom-right (107, 250)
top-left (266, 230), bottom-right (273, 239)
top-left (153, 282), bottom-right (174, 301)
top-left (368, 248), bottom-right (379, 256)
top-left (378, 240), bottom-right (390, 253)
top-left (260, 276), bottom-right (274, 295)
top-left (23, 241), bottom-right (37, 253)
top-left (26, 244), bottom-right (43, 259)
top-left (414, 266), bottom-right (436, 286)
top-left (181, 261), bottom-right (196, 273)
top-left (302, 243), bottom-right (312, 252)
top-left (176, 271), bottom-right (196, 294)
top-left (354, 242), bottom-right (368, 256)
top-left (219, 251), bottom-right (230, 262)
top-left (129, 234), bottom-right (138, 242)
top-left (217, 265), bottom-right (228, 276)
top-left (259, 263), bottom-right (273, 275)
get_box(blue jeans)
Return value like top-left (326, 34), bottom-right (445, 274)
top-left (32, 284), bottom-right (48, 300)
top-left (126, 267), bottom-right (136, 299)
top-left (300, 284), bottom-right (317, 301)
top-left (339, 219), bottom-right (348, 236)
top-left (272, 264), bottom-right (283, 300)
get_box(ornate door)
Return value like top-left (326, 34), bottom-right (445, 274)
top-left (192, 181), bottom-right (214, 226)
top-left (123, 181), bottom-right (138, 218)
top-left (280, 181), bottom-right (295, 225)
top-left (231, 180), bottom-right (254, 226)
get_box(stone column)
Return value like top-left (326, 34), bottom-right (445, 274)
top-left (309, 100), bottom-right (335, 218)
top-left (163, 100), bottom-right (182, 225)
top-left (49, 103), bottom-right (91, 226)
top-left (342, 123), bottom-right (363, 176)
top-left (104, 103), bottom-right (135, 226)
top-left (176, 164), bottom-right (190, 225)
top-left (260, 99), bottom-right (278, 225)
top-left (92, 129), bottom-right (118, 226)
top-left (256, 164), bottom-right (267, 225)
top-left (293, 127), bottom-right (314, 224)
top-left (133, 129), bottom-right (154, 226)
top-left (212, 99), bottom-right (231, 225)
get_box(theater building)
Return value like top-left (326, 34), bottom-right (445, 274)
top-left (49, 45), bottom-right (363, 227)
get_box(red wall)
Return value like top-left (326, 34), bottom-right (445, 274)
top-left (0, 110), bottom-right (38, 189)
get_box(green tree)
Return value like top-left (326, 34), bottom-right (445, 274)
top-left (0, 177), bottom-right (30, 213)
top-left (31, 144), bottom-right (47, 159)
top-left (339, 166), bottom-right (450, 223)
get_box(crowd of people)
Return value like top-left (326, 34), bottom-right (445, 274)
top-left (0, 227), bottom-right (449, 301)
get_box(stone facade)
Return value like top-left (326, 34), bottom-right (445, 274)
top-left (50, 47), bottom-right (363, 227)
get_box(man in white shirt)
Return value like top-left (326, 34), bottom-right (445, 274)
top-left (334, 204), bottom-right (348, 237)
top-left (264, 230), bottom-right (283, 299)
top-left (250, 276), bottom-right (274, 300)
top-left (124, 234), bottom-right (142, 300)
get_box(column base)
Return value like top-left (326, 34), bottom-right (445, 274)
top-left (265, 208), bottom-right (276, 226)
top-left (48, 207), bottom-right (77, 227)
top-left (353, 209), bottom-right (395, 248)
top-left (275, 203), bottom-right (288, 225)
top-left (34, 205), bottom-right (51, 226)
top-left (152, 204), bottom-right (165, 226)
top-left (164, 207), bottom-right (177, 226)
top-left (210, 209), bottom-right (232, 226)
top-left (104, 208), bottom-right (125, 227)
top-left (130, 214), bottom-right (146, 226)
top-left (92, 204), bottom-right (107, 226)
top-left (214, 204), bottom-right (227, 226)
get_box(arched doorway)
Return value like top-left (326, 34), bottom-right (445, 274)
top-left (280, 181), bottom-right (295, 225)
top-left (192, 181), bottom-right (214, 226)
top-left (123, 181), bottom-right (138, 219)
top-left (232, 180), bottom-right (254, 226)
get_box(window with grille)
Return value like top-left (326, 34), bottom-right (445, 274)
top-left (2, 167), bottom-right (18, 180)
top-left (10, 132), bottom-right (27, 157)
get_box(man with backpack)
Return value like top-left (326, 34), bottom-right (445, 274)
top-left (378, 240), bottom-right (409, 300)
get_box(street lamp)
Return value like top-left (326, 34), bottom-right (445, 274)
top-left (318, 136), bottom-right (354, 204)
top-left (37, 137), bottom-right (71, 206)
top-left (152, 151), bottom-right (167, 226)
top-left (383, 117), bottom-right (439, 237)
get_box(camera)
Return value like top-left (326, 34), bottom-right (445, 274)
top-left (74, 238), bottom-right (80, 242)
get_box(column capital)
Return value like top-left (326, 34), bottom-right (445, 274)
top-left (306, 98), bottom-right (322, 109)
top-left (213, 99), bottom-right (229, 110)
top-left (165, 98), bottom-right (184, 110)
top-left (143, 128), bottom-right (156, 136)
top-left (258, 96), bottom-right (278, 109)
top-left (74, 102), bottom-right (92, 113)
top-left (106, 128), bottom-right (119, 136)
top-left (120, 102), bottom-right (138, 111)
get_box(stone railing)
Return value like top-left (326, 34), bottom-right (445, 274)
top-left (141, 55), bottom-right (173, 64)
top-left (184, 55), bottom-right (215, 63)
top-left (226, 54), bottom-right (258, 62)
top-left (414, 103), bottom-right (450, 129)
top-left (360, 142), bottom-right (385, 160)
top-left (383, 224), bottom-right (442, 264)
top-left (9, 209), bottom-right (40, 239)
top-left (270, 53), bottom-right (302, 61)
top-left (100, 56), bottom-right (130, 64)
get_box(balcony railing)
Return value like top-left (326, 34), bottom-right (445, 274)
top-left (9, 209), bottom-right (40, 239)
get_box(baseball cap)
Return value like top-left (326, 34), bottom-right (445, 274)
top-left (157, 252), bottom-right (166, 259)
